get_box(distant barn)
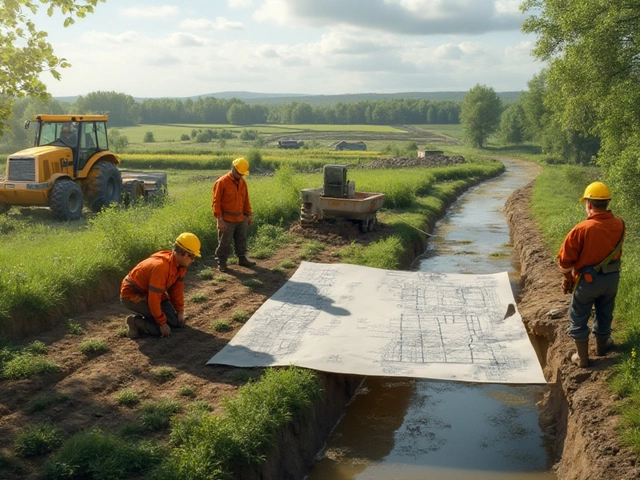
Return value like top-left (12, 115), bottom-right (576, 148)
top-left (417, 150), bottom-right (444, 157)
top-left (333, 141), bottom-right (367, 151)
top-left (277, 140), bottom-right (303, 149)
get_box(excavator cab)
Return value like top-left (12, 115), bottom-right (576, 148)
top-left (0, 114), bottom-right (123, 220)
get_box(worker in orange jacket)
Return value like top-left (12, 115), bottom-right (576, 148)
top-left (212, 157), bottom-right (256, 272)
top-left (558, 182), bottom-right (625, 367)
top-left (120, 233), bottom-right (201, 338)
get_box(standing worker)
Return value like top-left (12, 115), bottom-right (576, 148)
top-left (212, 157), bottom-right (256, 272)
top-left (558, 181), bottom-right (625, 368)
top-left (121, 233), bottom-right (201, 338)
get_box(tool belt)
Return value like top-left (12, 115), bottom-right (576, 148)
top-left (575, 220), bottom-right (625, 287)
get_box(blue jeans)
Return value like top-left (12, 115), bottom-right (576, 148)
top-left (569, 270), bottom-right (620, 340)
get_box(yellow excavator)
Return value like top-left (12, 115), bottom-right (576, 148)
top-left (0, 114), bottom-right (166, 220)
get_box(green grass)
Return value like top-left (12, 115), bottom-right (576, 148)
top-left (78, 339), bottom-right (109, 355)
top-left (189, 292), bottom-right (208, 303)
top-left (299, 241), bottom-right (325, 260)
top-left (1, 341), bottom-right (60, 380)
top-left (279, 259), bottom-right (297, 269)
top-left (153, 367), bottom-right (176, 383)
top-left (241, 279), bottom-right (263, 290)
top-left (231, 311), bottom-right (250, 323)
top-left (179, 386), bottom-right (196, 398)
top-left (155, 366), bottom-right (321, 479)
top-left (27, 393), bottom-right (70, 413)
top-left (14, 423), bottom-right (63, 457)
top-left (43, 429), bottom-right (165, 479)
top-left (211, 320), bottom-right (232, 332)
top-left (140, 399), bottom-right (182, 432)
top-left (114, 389), bottom-right (141, 407)
top-left (65, 319), bottom-right (84, 335)
top-left (197, 268), bottom-right (215, 280)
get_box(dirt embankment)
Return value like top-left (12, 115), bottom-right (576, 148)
top-left (505, 182), bottom-right (639, 480)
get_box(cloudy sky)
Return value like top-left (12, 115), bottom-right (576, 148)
top-left (34, 0), bottom-right (544, 98)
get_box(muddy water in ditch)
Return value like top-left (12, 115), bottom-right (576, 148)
top-left (307, 158), bottom-right (556, 480)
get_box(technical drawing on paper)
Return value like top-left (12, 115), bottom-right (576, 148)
top-left (207, 262), bottom-right (547, 384)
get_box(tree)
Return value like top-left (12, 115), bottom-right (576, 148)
top-left (460, 84), bottom-right (502, 148)
top-left (74, 91), bottom-right (139, 126)
top-left (522, 0), bottom-right (640, 207)
top-left (108, 128), bottom-right (129, 152)
top-left (499, 101), bottom-right (528, 144)
top-left (0, 0), bottom-right (104, 135)
top-left (143, 131), bottom-right (155, 143)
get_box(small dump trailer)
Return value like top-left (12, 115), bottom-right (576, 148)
top-left (300, 165), bottom-right (385, 233)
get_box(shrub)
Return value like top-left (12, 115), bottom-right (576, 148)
top-left (114, 389), bottom-right (140, 407)
top-left (14, 424), bottom-right (63, 457)
top-left (143, 132), bottom-right (155, 143)
top-left (180, 134), bottom-right (190, 141)
top-left (78, 339), bottom-right (109, 355)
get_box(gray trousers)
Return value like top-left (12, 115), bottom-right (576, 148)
top-left (569, 270), bottom-right (620, 340)
top-left (120, 297), bottom-right (181, 336)
top-left (215, 219), bottom-right (248, 260)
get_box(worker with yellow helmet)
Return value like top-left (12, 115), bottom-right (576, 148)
top-left (557, 182), bottom-right (625, 367)
top-left (120, 232), bottom-right (201, 338)
top-left (211, 158), bottom-right (256, 272)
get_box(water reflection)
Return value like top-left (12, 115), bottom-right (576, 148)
top-left (308, 159), bottom-right (555, 479)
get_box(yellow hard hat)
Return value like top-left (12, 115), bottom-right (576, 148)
top-left (175, 232), bottom-right (201, 257)
top-left (232, 157), bottom-right (250, 176)
top-left (580, 181), bottom-right (611, 202)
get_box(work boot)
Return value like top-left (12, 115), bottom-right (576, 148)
top-left (595, 334), bottom-right (614, 356)
top-left (125, 315), bottom-right (141, 339)
top-left (217, 257), bottom-right (228, 273)
top-left (238, 256), bottom-right (256, 267)
top-left (571, 339), bottom-right (590, 368)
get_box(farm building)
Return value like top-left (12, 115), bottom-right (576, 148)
top-left (277, 140), bottom-right (303, 149)
top-left (333, 141), bottom-right (367, 151)
top-left (417, 150), bottom-right (444, 157)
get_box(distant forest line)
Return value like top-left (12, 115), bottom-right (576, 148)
top-left (17, 91), bottom-right (520, 128)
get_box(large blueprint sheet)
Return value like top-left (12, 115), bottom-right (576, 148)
top-left (207, 262), bottom-right (547, 384)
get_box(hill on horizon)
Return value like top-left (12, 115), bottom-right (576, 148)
top-left (54, 90), bottom-right (521, 105)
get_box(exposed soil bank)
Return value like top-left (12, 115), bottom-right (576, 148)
top-left (506, 182), bottom-right (639, 480)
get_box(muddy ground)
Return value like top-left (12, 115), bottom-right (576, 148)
top-left (1, 169), bottom-right (639, 479)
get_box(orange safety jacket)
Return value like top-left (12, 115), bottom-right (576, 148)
top-left (558, 211), bottom-right (624, 275)
top-left (212, 172), bottom-right (252, 223)
top-left (120, 251), bottom-right (185, 325)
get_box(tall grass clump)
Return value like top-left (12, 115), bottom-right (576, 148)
top-left (43, 429), bottom-right (165, 480)
top-left (14, 423), bottom-right (63, 457)
top-left (339, 236), bottom-right (405, 270)
top-left (153, 366), bottom-right (321, 480)
top-left (248, 224), bottom-right (294, 259)
top-left (1, 341), bottom-right (60, 380)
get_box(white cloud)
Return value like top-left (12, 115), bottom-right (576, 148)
top-left (180, 17), bottom-right (245, 30)
top-left (255, 0), bottom-right (523, 35)
top-left (167, 32), bottom-right (213, 47)
top-left (89, 31), bottom-right (143, 45)
top-left (227, 0), bottom-right (254, 8)
top-left (121, 5), bottom-right (180, 18)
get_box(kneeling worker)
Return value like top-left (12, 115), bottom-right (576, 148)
top-left (121, 233), bottom-right (201, 338)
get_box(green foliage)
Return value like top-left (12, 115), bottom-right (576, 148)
top-left (114, 389), bottom-right (140, 407)
top-left (299, 241), bottom-right (325, 260)
top-left (279, 259), bottom-right (297, 269)
top-left (189, 293), bottom-right (208, 303)
top-left (211, 320), bottom-right (232, 332)
top-left (499, 101), bottom-right (529, 144)
top-left (143, 131), bottom-right (155, 143)
top-left (108, 128), bottom-right (130, 153)
top-left (43, 429), bottom-right (165, 480)
top-left (231, 311), bottom-right (250, 323)
top-left (179, 386), bottom-right (196, 397)
top-left (248, 224), bottom-right (294, 259)
top-left (65, 319), bottom-right (84, 335)
top-left (461, 84), bottom-right (502, 148)
top-left (197, 268), bottom-right (215, 280)
top-left (27, 393), bottom-right (70, 413)
top-left (14, 423), bottom-right (63, 457)
top-left (339, 237), bottom-right (405, 270)
top-left (141, 399), bottom-right (182, 432)
top-left (78, 339), bottom-right (109, 355)
top-left (155, 367), bottom-right (321, 480)
top-left (241, 279), bottom-right (263, 290)
top-left (153, 367), bottom-right (175, 383)
top-left (0, 0), bottom-right (104, 135)
top-left (1, 340), bottom-right (60, 380)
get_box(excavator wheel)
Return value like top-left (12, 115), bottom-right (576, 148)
top-left (300, 202), bottom-right (315, 227)
top-left (85, 161), bottom-right (123, 212)
top-left (50, 179), bottom-right (84, 221)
